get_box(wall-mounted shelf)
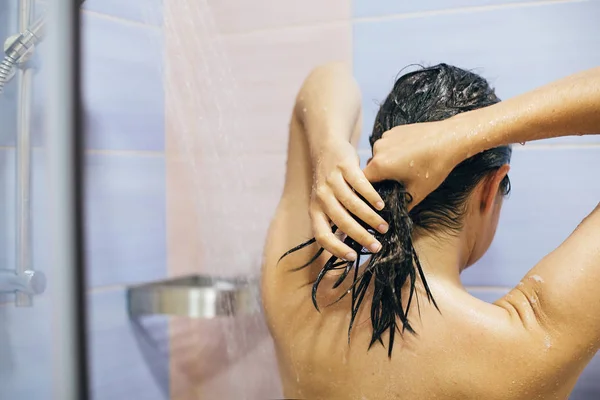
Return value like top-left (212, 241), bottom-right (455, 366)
top-left (126, 275), bottom-right (260, 319)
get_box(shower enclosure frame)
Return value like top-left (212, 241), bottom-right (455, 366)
top-left (45, 0), bottom-right (89, 398)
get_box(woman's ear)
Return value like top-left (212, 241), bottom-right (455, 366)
top-left (480, 164), bottom-right (511, 213)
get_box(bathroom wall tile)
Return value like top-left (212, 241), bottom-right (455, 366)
top-left (0, 149), bottom-right (167, 288)
top-left (0, 149), bottom-right (50, 280)
top-left (461, 147), bottom-right (600, 287)
top-left (353, 0), bottom-right (551, 18)
top-left (0, 149), bottom-right (16, 272)
top-left (163, 7), bottom-right (353, 397)
top-left (203, 0), bottom-right (350, 35)
top-left (85, 152), bottom-right (167, 287)
top-left (83, 0), bottom-right (163, 26)
top-left (0, 0), bottom-right (17, 147)
top-left (169, 313), bottom-right (281, 400)
top-left (164, 20), bottom-right (352, 159)
top-left (353, 1), bottom-right (600, 150)
top-left (0, 288), bottom-right (169, 400)
top-left (467, 288), bottom-right (508, 303)
top-left (0, 291), bottom-right (53, 400)
top-left (3, 12), bottom-right (164, 150)
top-left (88, 288), bottom-right (169, 400)
top-left (164, 17), bottom-right (352, 279)
top-left (80, 13), bottom-right (164, 151)
top-left (165, 153), bottom-right (286, 278)
top-left (571, 357), bottom-right (600, 400)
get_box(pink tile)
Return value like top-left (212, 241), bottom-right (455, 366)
top-left (164, 3), bottom-right (353, 397)
top-left (205, 0), bottom-right (351, 34)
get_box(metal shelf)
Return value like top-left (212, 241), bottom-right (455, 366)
top-left (127, 275), bottom-right (260, 319)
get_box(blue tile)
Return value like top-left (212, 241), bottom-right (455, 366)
top-left (2, 10), bottom-right (164, 150)
top-left (0, 149), bottom-right (50, 279)
top-left (0, 290), bottom-right (53, 400)
top-left (571, 355), bottom-right (600, 399)
top-left (81, 14), bottom-right (164, 151)
top-left (89, 289), bottom-right (169, 400)
top-left (354, 1), bottom-right (600, 150)
top-left (0, 149), bottom-right (167, 288)
top-left (83, 0), bottom-right (163, 26)
top-left (461, 147), bottom-right (600, 287)
top-left (354, 0), bottom-right (547, 18)
top-left (467, 288), bottom-right (508, 303)
top-left (85, 153), bottom-right (167, 287)
top-left (0, 150), bottom-right (16, 271)
top-left (25, 12), bottom-right (165, 150)
top-left (0, 288), bottom-right (169, 400)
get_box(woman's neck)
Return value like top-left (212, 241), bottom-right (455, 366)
top-left (412, 230), bottom-right (473, 288)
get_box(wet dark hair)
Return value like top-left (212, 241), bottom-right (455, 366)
top-left (280, 64), bottom-right (512, 357)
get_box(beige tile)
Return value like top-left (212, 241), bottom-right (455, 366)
top-left (205, 0), bottom-right (351, 35)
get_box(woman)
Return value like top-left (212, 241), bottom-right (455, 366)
top-left (261, 62), bottom-right (600, 399)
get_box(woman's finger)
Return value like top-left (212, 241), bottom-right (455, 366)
top-left (310, 207), bottom-right (357, 261)
top-left (330, 175), bottom-right (388, 233)
top-left (318, 193), bottom-right (381, 254)
top-left (342, 165), bottom-right (385, 210)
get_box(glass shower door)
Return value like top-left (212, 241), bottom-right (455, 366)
top-left (0, 1), bottom-right (87, 399)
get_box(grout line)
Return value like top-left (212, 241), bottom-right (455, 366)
top-left (218, 19), bottom-right (351, 38)
top-left (0, 146), bottom-right (164, 157)
top-left (513, 142), bottom-right (600, 150)
top-left (88, 284), bottom-right (128, 294)
top-left (353, 0), bottom-right (588, 24)
top-left (86, 149), bottom-right (164, 157)
top-left (218, 0), bottom-right (586, 38)
top-left (81, 9), bottom-right (163, 30)
top-left (36, 0), bottom-right (163, 30)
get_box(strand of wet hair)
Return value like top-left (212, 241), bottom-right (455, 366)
top-left (279, 180), bottom-right (439, 357)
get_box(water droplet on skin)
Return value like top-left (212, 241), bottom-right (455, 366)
top-left (520, 141), bottom-right (526, 146)
top-left (425, 171), bottom-right (429, 179)
top-left (485, 137), bottom-right (490, 142)
top-left (530, 274), bottom-right (544, 283)
top-left (409, 160), bottom-right (414, 167)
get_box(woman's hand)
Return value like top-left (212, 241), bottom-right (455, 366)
top-left (363, 118), bottom-right (463, 210)
top-left (310, 139), bottom-right (388, 261)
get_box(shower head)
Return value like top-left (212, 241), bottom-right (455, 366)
top-left (0, 0), bottom-right (86, 94)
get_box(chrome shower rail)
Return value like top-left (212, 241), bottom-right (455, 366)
top-left (0, 16), bottom-right (45, 94)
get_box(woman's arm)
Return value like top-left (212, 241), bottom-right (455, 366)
top-left (363, 67), bottom-right (600, 207)
top-left (459, 66), bottom-right (600, 158)
top-left (264, 62), bottom-right (386, 275)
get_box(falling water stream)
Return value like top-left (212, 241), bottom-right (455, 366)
top-left (159, 0), bottom-right (279, 398)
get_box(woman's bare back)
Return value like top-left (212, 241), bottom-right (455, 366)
top-left (262, 256), bottom-right (585, 400)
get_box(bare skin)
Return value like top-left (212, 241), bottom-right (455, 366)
top-left (261, 63), bottom-right (600, 399)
